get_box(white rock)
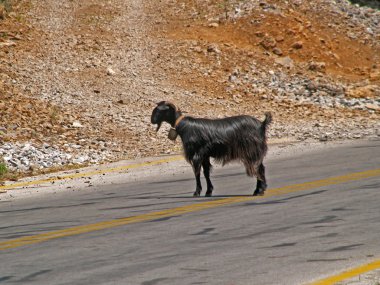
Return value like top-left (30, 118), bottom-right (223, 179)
top-left (208, 23), bottom-right (219, 28)
top-left (107, 67), bottom-right (116, 76)
top-left (72, 121), bottom-right (84, 128)
top-left (73, 157), bottom-right (86, 164)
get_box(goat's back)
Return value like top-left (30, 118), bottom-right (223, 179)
top-left (177, 115), bottom-right (268, 165)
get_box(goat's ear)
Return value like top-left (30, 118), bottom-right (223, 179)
top-left (165, 101), bottom-right (177, 111)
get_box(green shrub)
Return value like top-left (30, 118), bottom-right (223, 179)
top-left (0, 0), bottom-right (10, 10)
top-left (349, 0), bottom-right (380, 9)
top-left (0, 0), bottom-right (17, 13)
top-left (0, 160), bottom-right (8, 177)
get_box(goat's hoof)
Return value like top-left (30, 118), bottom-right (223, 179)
top-left (193, 192), bottom-right (201, 197)
top-left (253, 189), bottom-right (265, 196)
top-left (205, 192), bottom-right (213, 197)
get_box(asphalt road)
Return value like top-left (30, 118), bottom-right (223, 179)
top-left (0, 139), bottom-right (379, 285)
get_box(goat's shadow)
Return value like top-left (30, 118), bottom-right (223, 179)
top-left (127, 194), bottom-right (255, 199)
top-left (128, 189), bottom-right (328, 200)
top-left (205, 194), bottom-right (254, 198)
top-left (150, 171), bottom-right (245, 185)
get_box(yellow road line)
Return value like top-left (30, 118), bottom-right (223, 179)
top-left (308, 259), bottom-right (380, 285)
top-left (0, 168), bottom-right (379, 251)
top-left (0, 156), bottom-right (183, 191)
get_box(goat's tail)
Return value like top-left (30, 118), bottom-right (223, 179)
top-left (261, 112), bottom-right (272, 136)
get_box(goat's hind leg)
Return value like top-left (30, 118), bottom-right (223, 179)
top-left (192, 159), bottom-right (203, 197)
top-left (203, 158), bottom-right (214, 197)
top-left (253, 163), bottom-right (267, 196)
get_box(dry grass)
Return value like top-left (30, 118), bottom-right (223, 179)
top-left (0, 0), bottom-right (13, 12)
top-left (0, 163), bottom-right (89, 184)
top-left (0, 160), bottom-right (8, 177)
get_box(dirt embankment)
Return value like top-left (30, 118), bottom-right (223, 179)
top-left (0, 0), bottom-right (379, 175)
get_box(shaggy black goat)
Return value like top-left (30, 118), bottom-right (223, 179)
top-left (151, 101), bottom-right (272, 197)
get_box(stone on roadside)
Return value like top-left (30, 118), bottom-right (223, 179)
top-left (291, 41), bottom-right (303, 49)
top-left (107, 67), bottom-right (116, 76)
top-left (72, 121), bottom-right (84, 128)
top-left (192, 46), bottom-right (203, 53)
top-left (272, 47), bottom-right (283, 56)
top-left (365, 103), bottom-right (380, 111)
top-left (0, 41), bottom-right (17, 48)
top-left (73, 157), bottom-right (86, 164)
top-left (308, 61), bottom-right (326, 73)
top-left (260, 36), bottom-right (277, 50)
top-left (274, 56), bottom-right (294, 69)
top-left (207, 44), bottom-right (220, 54)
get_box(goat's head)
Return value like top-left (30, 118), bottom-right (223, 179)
top-left (151, 101), bottom-right (178, 132)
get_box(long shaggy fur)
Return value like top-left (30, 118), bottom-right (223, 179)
top-left (176, 115), bottom-right (271, 177)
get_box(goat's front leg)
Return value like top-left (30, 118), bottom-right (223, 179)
top-left (192, 159), bottom-right (202, 197)
top-left (202, 158), bottom-right (214, 197)
top-left (253, 163), bottom-right (267, 196)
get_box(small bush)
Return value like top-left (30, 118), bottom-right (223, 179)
top-left (349, 0), bottom-right (380, 9)
top-left (0, 0), bottom-right (12, 12)
top-left (0, 161), bottom-right (8, 177)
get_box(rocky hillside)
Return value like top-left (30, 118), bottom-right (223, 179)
top-left (0, 0), bottom-right (379, 174)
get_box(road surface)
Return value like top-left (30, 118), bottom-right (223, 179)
top-left (0, 139), bottom-right (379, 285)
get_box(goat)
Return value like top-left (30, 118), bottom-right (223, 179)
top-left (151, 101), bottom-right (272, 197)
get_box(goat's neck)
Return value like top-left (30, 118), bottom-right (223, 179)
top-left (170, 111), bottom-right (183, 127)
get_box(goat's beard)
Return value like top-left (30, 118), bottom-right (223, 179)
top-left (155, 122), bottom-right (162, 132)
